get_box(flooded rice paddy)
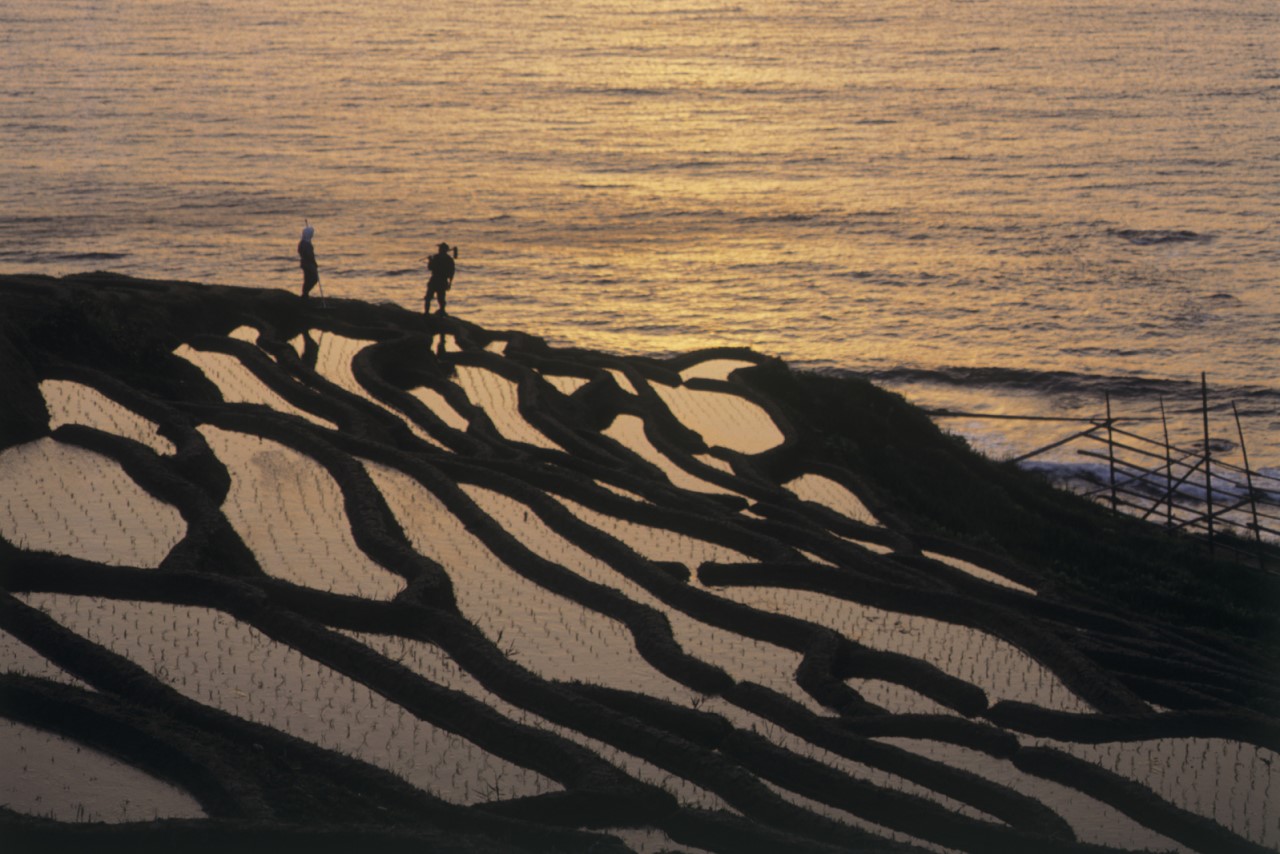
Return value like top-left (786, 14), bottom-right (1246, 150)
top-left (2, 289), bottom-right (1276, 852)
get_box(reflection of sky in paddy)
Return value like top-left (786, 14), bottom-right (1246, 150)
top-left (350, 631), bottom-right (731, 813)
top-left (1, 628), bottom-right (92, 691)
top-left (40, 379), bottom-right (175, 455)
top-left (456, 484), bottom-right (827, 716)
top-left (845, 678), bottom-right (957, 717)
top-left (554, 494), bottom-right (746, 573)
top-left (409, 386), bottom-right (470, 431)
top-left (174, 344), bottom-right (335, 428)
top-left (202, 426), bottom-right (405, 599)
top-left (367, 461), bottom-right (695, 700)
top-left (716, 583), bottom-right (1091, 713)
top-left (651, 382), bottom-right (784, 455)
top-left (539, 373), bottom-right (590, 396)
top-left (604, 414), bottom-right (736, 495)
top-left (18, 593), bottom-right (556, 805)
top-left (606, 369), bottom-right (638, 395)
top-left (784, 473), bottom-right (879, 527)
top-left (1027, 735), bottom-right (1280, 850)
top-left (293, 331), bottom-right (449, 447)
top-left (0, 438), bottom-right (183, 567)
top-left (881, 737), bottom-right (1192, 853)
top-left (678, 360), bottom-right (759, 383)
top-left (453, 365), bottom-right (562, 450)
top-left (923, 550), bottom-right (1037, 596)
top-left (1, 718), bottom-right (206, 823)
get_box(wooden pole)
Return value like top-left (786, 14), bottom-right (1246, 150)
top-left (1010, 425), bottom-right (1103, 464)
top-left (1232, 401), bottom-right (1264, 569)
top-left (1159, 396), bottom-right (1173, 531)
top-left (1201, 373), bottom-right (1214, 554)
top-left (1106, 392), bottom-right (1118, 515)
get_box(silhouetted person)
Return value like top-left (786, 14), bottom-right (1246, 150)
top-left (425, 242), bottom-right (456, 314)
top-left (299, 225), bottom-right (319, 298)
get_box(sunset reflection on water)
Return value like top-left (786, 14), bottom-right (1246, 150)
top-left (1, 0), bottom-right (1276, 469)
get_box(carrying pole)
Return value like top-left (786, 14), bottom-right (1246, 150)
top-left (305, 217), bottom-right (326, 308)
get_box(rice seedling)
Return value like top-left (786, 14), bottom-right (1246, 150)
top-left (0, 630), bottom-right (94, 690)
top-left (649, 382), bottom-right (784, 456)
top-left (408, 386), bottom-right (470, 431)
top-left (451, 365), bottom-right (562, 450)
top-left (39, 379), bottom-right (175, 455)
top-left (16, 593), bottom-right (556, 805)
top-left (0, 718), bottom-right (204, 823)
top-left (0, 438), bottom-right (184, 567)
top-left (172, 345), bottom-right (335, 428)
top-left (714, 582), bottom-right (1092, 713)
top-left (880, 737), bottom-right (1193, 852)
top-left (201, 427), bottom-right (404, 599)
top-left (1021, 735), bottom-right (1280, 849)
top-left (603, 415), bottom-right (735, 496)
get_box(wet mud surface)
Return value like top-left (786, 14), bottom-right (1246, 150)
top-left (1, 274), bottom-right (1277, 853)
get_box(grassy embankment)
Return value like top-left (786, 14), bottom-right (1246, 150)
top-left (747, 367), bottom-right (1280, 657)
top-left (4, 271), bottom-right (1276, 657)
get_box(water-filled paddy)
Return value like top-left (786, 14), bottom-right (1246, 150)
top-left (2, 285), bottom-right (1273, 853)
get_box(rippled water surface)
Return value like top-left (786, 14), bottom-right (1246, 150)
top-left (2, 0), bottom-right (1276, 467)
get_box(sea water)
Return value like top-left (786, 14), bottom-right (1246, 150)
top-left (2, 0), bottom-right (1277, 476)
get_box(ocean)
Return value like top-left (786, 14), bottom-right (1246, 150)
top-left (2, 0), bottom-right (1277, 478)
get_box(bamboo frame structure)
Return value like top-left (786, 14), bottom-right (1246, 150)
top-left (929, 379), bottom-right (1280, 571)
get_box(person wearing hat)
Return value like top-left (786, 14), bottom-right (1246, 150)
top-left (425, 241), bottom-right (456, 314)
top-left (298, 225), bottom-right (319, 298)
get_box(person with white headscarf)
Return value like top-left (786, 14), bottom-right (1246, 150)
top-left (298, 225), bottom-right (319, 298)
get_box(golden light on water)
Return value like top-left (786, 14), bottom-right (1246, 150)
top-left (2, 0), bottom-right (1275, 467)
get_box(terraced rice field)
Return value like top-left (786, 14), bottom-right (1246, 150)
top-left (2, 285), bottom-right (1276, 853)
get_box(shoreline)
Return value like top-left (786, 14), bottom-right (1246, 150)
top-left (1, 272), bottom-right (1277, 852)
